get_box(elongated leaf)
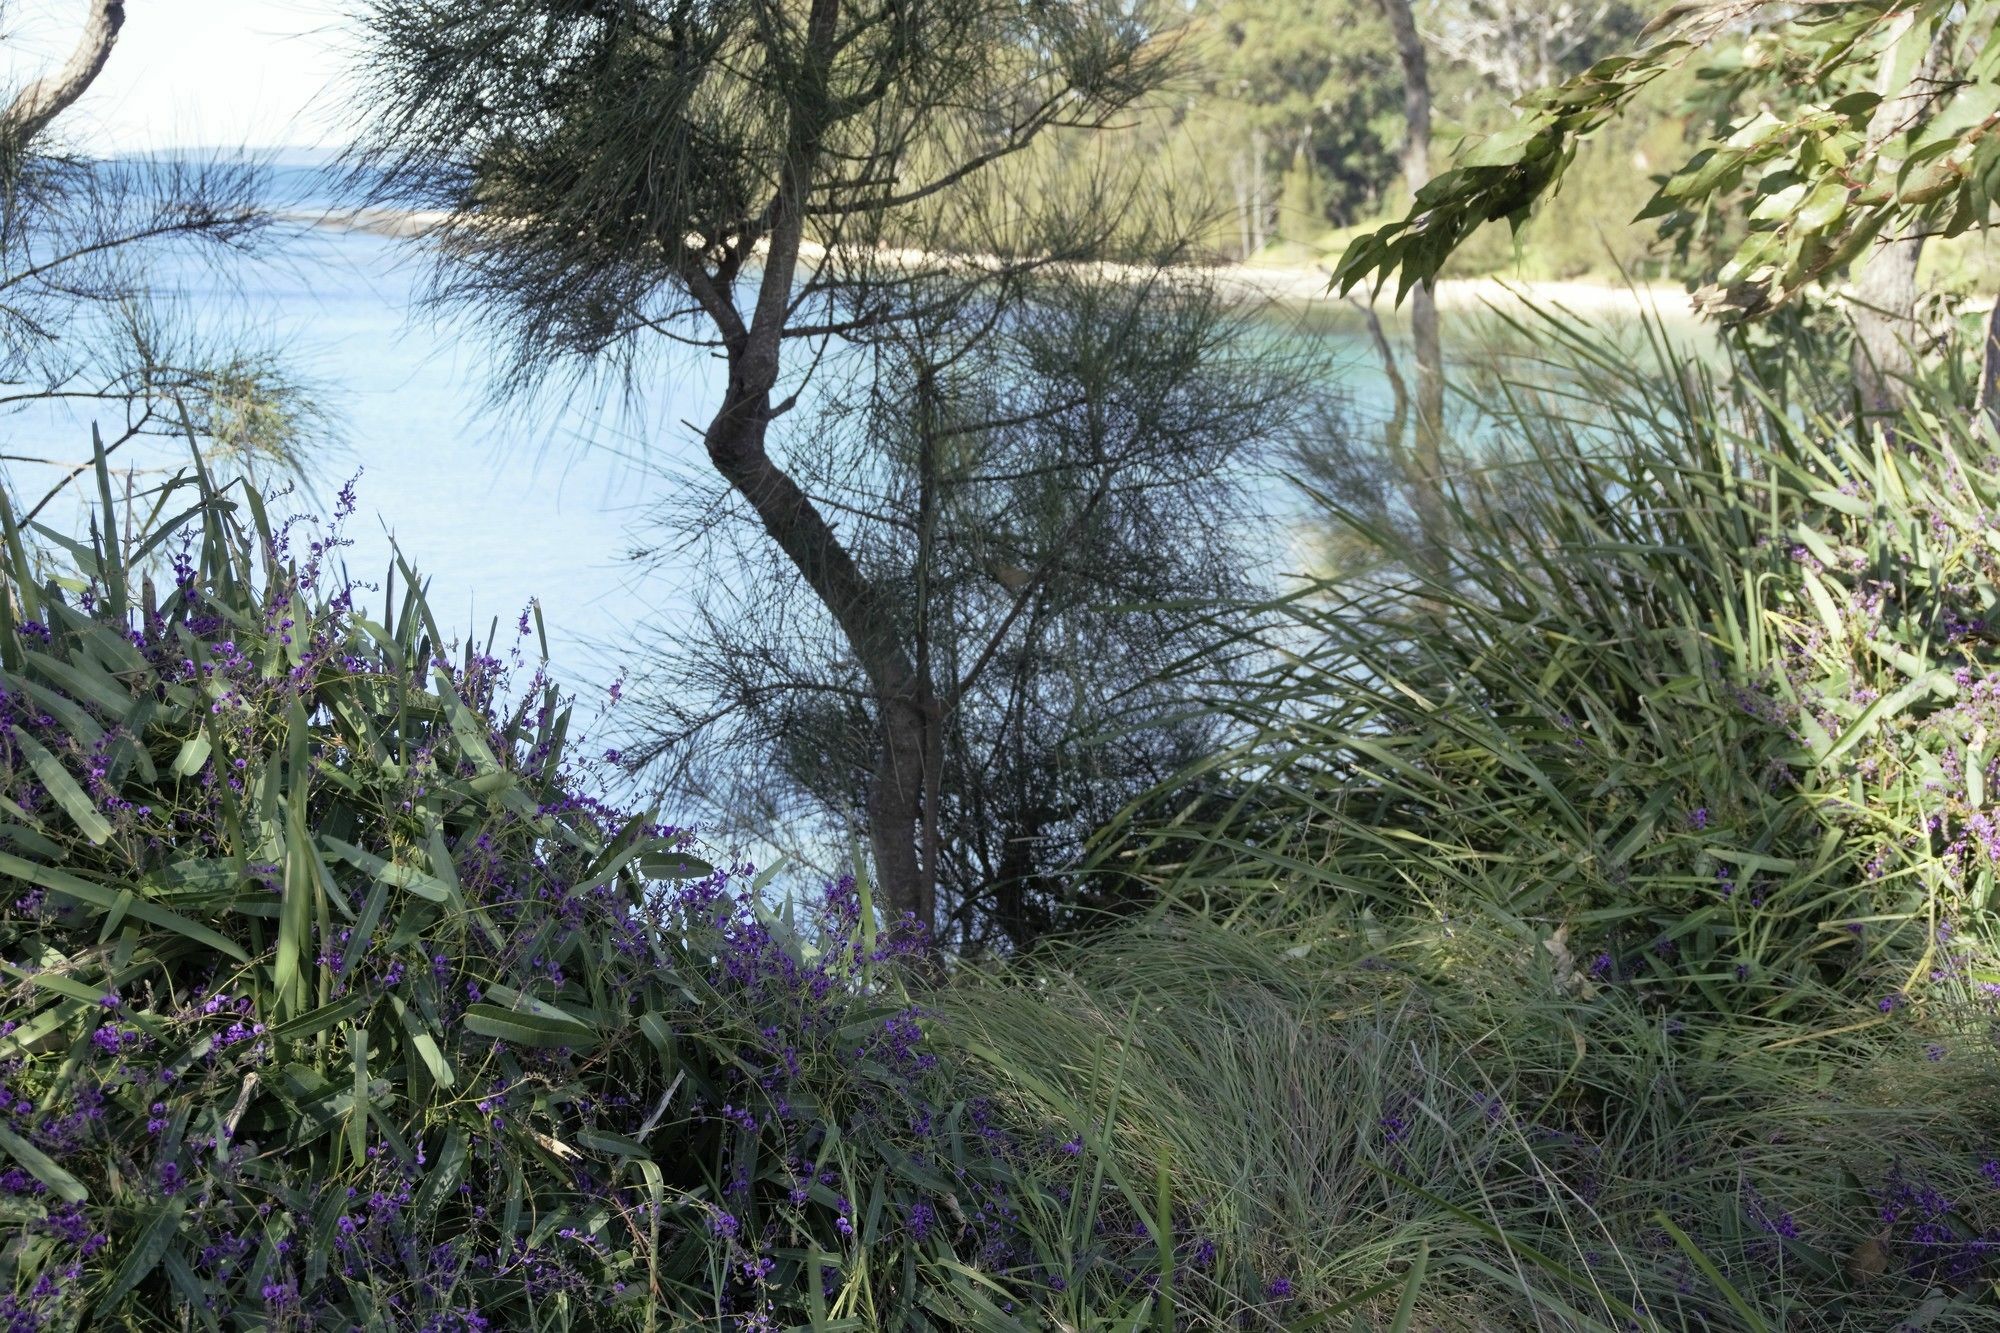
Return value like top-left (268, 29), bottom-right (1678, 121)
top-left (266, 993), bottom-right (368, 1043)
top-left (170, 736), bottom-right (211, 778)
top-left (347, 1025), bottom-right (369, 1161)
top-left (320, 836), bottom-right (455, 903)
top-left (0, 1122), bottom-right (86, 1201)
top-left (92, 1195), bottom-right (187, 1311)
top-left (398, 1000), bottom-right (456, 1090)
top-left (10, 725), bottom-right (110, 844)
top-left (463, 1003), bottom-right (596, 1050)
top-left (0, 852), bottom-right (246, 962)
top-left (1818, 671), bottom-right (1948, 767)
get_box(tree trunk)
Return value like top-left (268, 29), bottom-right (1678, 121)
top-left (1977, 297), bottom-right (2000, 433)
top-left (1379, 0), bottom-right (1447, 546)
top-left (701, 380), bottom-right (935, 939)
top-left (869, 692), bottom-right (935, 934)
top-left (1249, 127), bottom-right (1268, 253)
top-left (1850, 11), bottom-right (1948, 421)
top-left (1233, 152), bottom-right (1251, 260)
top-left (1851, 239), bottom-right (1923, 419)
top-left (0, 1), bottom-right (123, 150)
top-left (690, 0), bottom-right (936, 942)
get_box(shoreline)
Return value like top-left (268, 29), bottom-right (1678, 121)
top-left (280, 207), bottom-right (1699, 320)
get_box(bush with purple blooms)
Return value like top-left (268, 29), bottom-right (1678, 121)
top-left (0, 466), bottom-right (1175, 1330)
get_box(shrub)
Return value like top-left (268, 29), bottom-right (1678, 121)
top-left (0, 464), bottom-right (1154, 1330)
top-left (1135, 310), bottom-right (2000, 1022)
top-left (1074, 311), bottom-right (2000, 1324)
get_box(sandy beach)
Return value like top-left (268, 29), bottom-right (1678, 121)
top-left (283, 206), bottom-right (1698, 320)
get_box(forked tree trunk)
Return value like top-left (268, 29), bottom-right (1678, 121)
top-left (689, 0), bottom-right (937, 943)
top-left (700, 384), bottom-right (935, 941)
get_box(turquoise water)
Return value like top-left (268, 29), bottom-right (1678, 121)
top-left (7, 215), bottom-right (726, 690)
top-left (4, 174), bottom-right (1394, 692)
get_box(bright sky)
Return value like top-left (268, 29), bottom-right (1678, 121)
top-left (6, 1), bottom-right (355, 152)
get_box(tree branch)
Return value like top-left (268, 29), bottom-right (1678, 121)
top-left (0, 1), bottom-right (124, 149)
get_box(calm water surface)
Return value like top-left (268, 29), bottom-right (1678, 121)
top-left (5, 184), bottom-right (1414, 690)
top-left (10, 218), bottom-right (731, 688)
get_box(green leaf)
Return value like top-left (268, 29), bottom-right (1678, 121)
top-left (1818, 671), bottom-right (1949, 767)
top-left (1388, 1242), bottom-right (1428, 1333)
top-left (398, 1000), bottom-right (457, 1090)
top-left (170, 735), bottom-right (211, 778)
top-left (0, 1122), bottom-right (86, 1202)
top-left (321, 836), bottom-right (455, 904)
top-left (1455, 122), bottom-right (1549, 170)
top-left (1655, 1212), bottom-right (1773, 1331)
top-left (1795, 177), bottom-right (1850, 232)
top-left (0, 852), bottom-right (247, 962)
top-left (23, 650), bottom-right (134, 720)
top-left (93, 1195), bottom-right (187, 1311)
top-left (348, 1025), bottom-right (370, 1162)
top-left (574, 1129), bottom-right (649, 1158)
top-left (10, 725), bottom-right (111, 844)
top-left (463, 1003), bottom-right (597, 1050)
top-left (266, 993), bottom-right (368, 1042)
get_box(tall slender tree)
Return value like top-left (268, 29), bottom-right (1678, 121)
top-left (626, 265), bottom-right (1311, 953)
top-left (1376, 0), bottom-right (1448, 550)
top-left (348, 0), bottom-right (1241, 939)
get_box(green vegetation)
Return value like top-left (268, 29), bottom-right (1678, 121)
top-left (1336, 1), bottom-right (2000, 310)
top-left (0, 458), bottom-right (1193, 1329)
top-left (9, 1), bottom-right (2000, 1330)
top-left (12, 315), bottom-right (2000, 1328)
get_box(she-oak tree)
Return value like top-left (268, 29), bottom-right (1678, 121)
top-left (348, 0), bottom-right (1210, 940)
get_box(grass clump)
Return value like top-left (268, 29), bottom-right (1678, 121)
top-left (1041, 311), bottom-right (2000, 1326)
top-left (1139, 310), bottom-right (2000, 1023)
top-left (941, 909), bottom-right (2000, 1328)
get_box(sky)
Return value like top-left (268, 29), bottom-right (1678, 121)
top-left (6, 1), bottom-right (353, 152)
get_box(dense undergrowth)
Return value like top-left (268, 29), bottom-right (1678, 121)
top-left (1075, 311), bottom-right (2000, 1327)
top-left (12, 311), bottom-right (2000, 1331)
top-left (0, 461), bottom-right (1186, 1330)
